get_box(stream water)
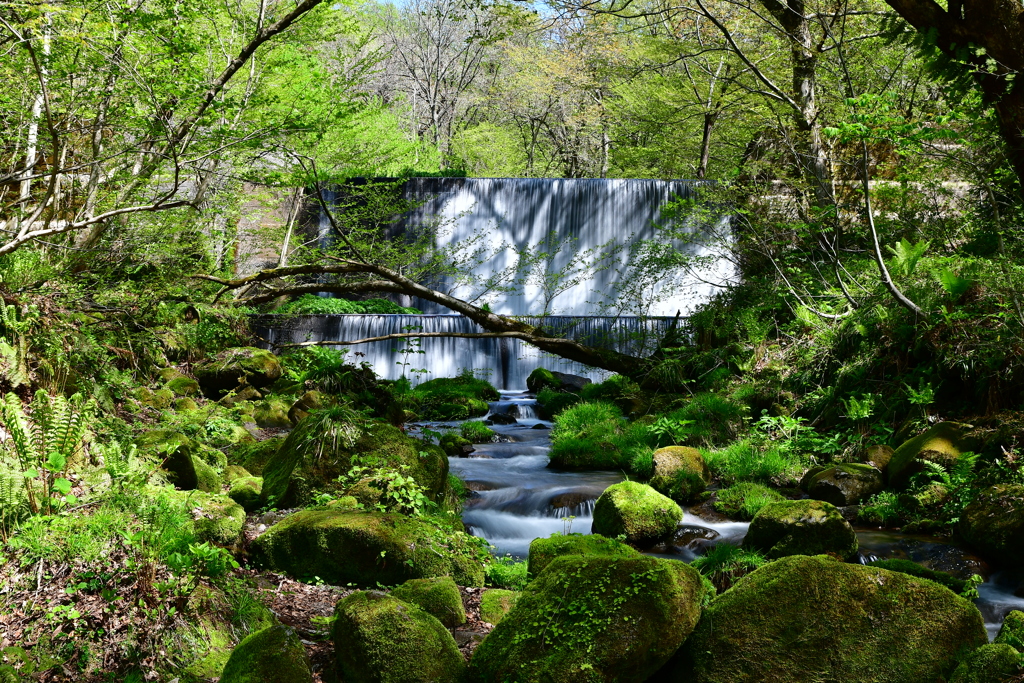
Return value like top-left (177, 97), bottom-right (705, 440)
top-left (409, 391), bottom-right (1021, 640)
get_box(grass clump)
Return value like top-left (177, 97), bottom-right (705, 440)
top-left (714, 482), bottom-right (786, 520)
top-left (690, 544), bottom-right (768, 592)
top-left (702, 439), bottom-right (805, 486)
top-left (548, 401), bottom-right (657, 474)
top-left (460, 421), bottom-right (496, 443)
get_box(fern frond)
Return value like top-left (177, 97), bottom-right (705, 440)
top-left (2, 392), bottom-right (36, 467)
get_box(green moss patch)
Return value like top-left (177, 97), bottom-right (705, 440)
top-left (714, 482), bottom-right (785, 520)
top-left (527, 532), bottom-right (641, 579)
top-left (390, 576), bottom-right (466, 627)
top-left (592, 481), bottom-right (682, 547)
top-left (648, 446), bottom-right (711, 503)
top-left (479, 589), bottom-right (518, 625)
top-left (743, 499), bottom-right (858, 559)
top-left (220, 625), bottom-right (313, 683)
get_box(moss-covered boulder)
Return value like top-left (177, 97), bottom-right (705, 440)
top-left (526, 368), bottom-right (592, 394)
top-left (166, 489), bottom-right (245, 548)
top-left (333, 591), bottom-right (465, 683)
top-left (866, 558), bottom-right (969, 594)
top-left (948, 643), bottom-right (1021, 683)
top-left (959, 485), bottom-right (1024, 566)
top-left (862, 444), bottom-right (895, 472)
top-left (135, 430), bottom-right (222, 492)
top-left (228, 476), bottom-right (263, 512)
top-left (253, 399), bottom-right (291, 429)
top-left (467, 555), bottom-right (707, 683)
top-left (743, 499), bottom-right (858, 559)
top-left (669, 555), bottom-right (988, 682)
top-left (996, 610), bottom-right (1024, 650)
top-left (438, 433), bottom-right (473, 457)
top-left (479, 589), bottom-right (518, 625)
top-left (135, 386), bottom-right (174, 409)
top-left (166, 375), bottom-right (200, 396)
top-left (591, 481), bottom-right (682, 547)
top-left (410, 375), bottom-right (499, 420)
top-left (390, 576), bottom-right (466, 628)
top-left (223, 465), bottom-right (252, 483)
top-left (250, 509), bottom-right (485, 586)
top-left (888, 421), bottom-right (975, 489)
top-left (194, 347), bottom-right (282, 398)
top-left (527, 532), bottom-right (641, 579)
top-left (174, 397), bottom-right (199, 412)
top-left (806, 463), bottom-right (885, 506)
top-left (219, 624), bottom-right (312, 683)
top-left (287, 390), bottom-right (330, 426)
top-left (233, 436), bottom-right (283, 476)
top-left (260, 408), bottom-right (448, 508)
top-left (648, 446), bottom-right (710, 504)
top-left (713, 482), bottom-right (785, 520)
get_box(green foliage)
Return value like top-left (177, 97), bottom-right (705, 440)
top-left (859, 490), bottom-right (903, 526)
top-left (702, 439), bottom-right (806, 486)
top-left (0, 391), bottom-right (93, 517)
top-left (340, 464), bottom-right (431, 516)
top-left (276, 294), bottom-right (420, 315)
top-left (485, 554), bottom-right (530, 591)
top-left (536, 387), bottom-right (581, 417)
top-left (548, 402), bottom-right (658, 474)
top-left (714, 482), bottom-right (785, 520)
top-left (460, 421), bottom-right (495, 443)
top-left (691, 544), bottom-right (768, 592)
top-left (886, 238), bottom-right (931, 278)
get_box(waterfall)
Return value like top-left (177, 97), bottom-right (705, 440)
top-left (252, 314), bottom-right (675, 389)
top-left (393, 177), bottom-right (733, 316)
top-left (262, 178), bottom-right (733, 389)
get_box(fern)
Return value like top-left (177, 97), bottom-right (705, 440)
top-left (886, 238), bottom-right (930, 277)
top-left (935, 267), bottom-right (974, 298)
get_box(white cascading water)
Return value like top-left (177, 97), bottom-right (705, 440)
top-left (398, 177), bottom-right (734, 316)
top-left (256, 177), bottom-right (733, 389)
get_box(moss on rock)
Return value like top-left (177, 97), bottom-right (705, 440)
top-left (220, 625), bottom-right (313, 683)
top-left (806, 463), bottom-right (885, 506)
top-left (669, 555), bottom-right (988, 683)
top-left (743, 499), bottom-right (858, 559)
top-left (648, 446), bottom-right (710, 504)
top-left (527, 532), bottom-right (641, 579)
top-left (166, 375), bottom-right (200, 396)
top-left (948, 644), bottom-right (1021, 683)
top-left (333, 591), bottom-right (465, 683)
top-left (959, 484), bottom-right (1024, 566)
top-left (228, 476), bottom-right (263, 512)
top-left (165, 489), bottom-right (245, 547)
top-left (591, 481), bottom-right (682, 547)
top-left (996, 610), bottom-right (1024, 650)
top-left (888, 421), bottom-right (976, 489)
top-left (193, 347), bottom-right (282, 398)
top-left (250, 508), bottom-right (486, 586)
top-left (467, 555), bottom-right (707, 683)
top-left (254, 399), bottom-right (291, 429)
top-left (232, 435), bottom-right (283, 476)
top-left (479, 589), bottom-right (518, 625)
top-left (390, 576), bottom-right (466, 628)
top-left (134, 429), bottom-right (224, 491)
top-left (173, 397), bottom-right (199, 412)
top-left (410, 375), bottom-right (499, 420)
top-left (866, 558), bottom-right (968, 594)
top-left (260, 409), bottom-right (448, 509)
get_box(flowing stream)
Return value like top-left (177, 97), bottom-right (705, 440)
top-left (410, 392), bottom-right (1020, 641)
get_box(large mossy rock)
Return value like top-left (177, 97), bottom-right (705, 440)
top-left (260, 408), bottom-right (448, 508)
top-left (135, 430), bottom-right (222, 492)
top-left (806, 463), bottom-right (885, 506)
top-left (165, 489), bottom-right (245, 548)
top-left (888, 421), bottom-right (975, 489)
top-left (410, 375), bottom-right (500, 420)
top-left (333, 591), bottom-right (465, 683)
top-left (667, 555), bottom-right (988, 683)
top-left (227, 476), bottom-right (263, 512)
top-left (948, 643), bottom-right (1021, 683)
top-left (743, 499), bottom-right (858, 559)
top-left (526, 368), bottom-right (592, 394)
top-left (467, 555), bottom-right (708, 683)
top-left (959, 484), bottom-right (1024, 566)
top-left (288, 390), bottom-right (330, 426)
top-left (592, 481), bottom-right (682, 547)
top-left (390, 576), bottom-right (466, 628)
top-left (249, 509), bottom-right (485, 586)
top-left (253, 399), bottom-right (291, 429)
top-left (527, 532), bottom-right (641, 579)
top-left (193, 347), bottom-right (282, 398)
top-left (219, 625), bottom-right (312, 683)
top-left (648, 446), bottom-right (710, 504)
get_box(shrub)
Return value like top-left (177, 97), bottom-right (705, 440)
top-left (485, 554), bottom-right (530, 590)
top-left (664, 393), bottom-right (746, 447)
top-left (702, 439), bottom-right (805, 486)
top-left (536, 387), bottom-right (580, 418)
